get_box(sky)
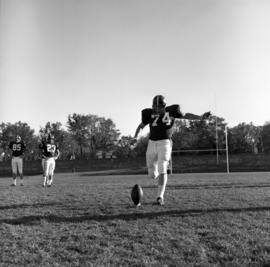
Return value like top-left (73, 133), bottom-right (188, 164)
top-left (1, 0), bottom-right (270, 137)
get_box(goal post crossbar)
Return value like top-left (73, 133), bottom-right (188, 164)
top-left (172, 149), bottom-right (227, 153)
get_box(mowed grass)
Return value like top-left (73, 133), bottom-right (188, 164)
top-left (1, 172), bottom-right (270, 266)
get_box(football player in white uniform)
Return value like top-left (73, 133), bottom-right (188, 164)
top-left (134, 95), bottom-right (210, 205)
top-left (39, 134), bottom-right (60, 187)
top-left (9, 135), bottom-right (26, 186)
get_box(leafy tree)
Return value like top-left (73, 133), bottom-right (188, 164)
top-left (261, 122), bottom-right (270, 153)
top-left (67, 113), bottom-right (120, 158)
top-left (172, 115), bottom-right (226, 152)
top-left (172, 120), bottom-right (194, 150)
top-left (244, 124), bottom-right (262, 154)
top-left (229, 123), bottom-right (262, 154)
top-left (201, 115), bottom-right (227, 152)
top-left (92, 117), bottom-right (120, 152)
top-left (115, 135), bottom-right (137, 158)
top-left (67, 114), bottom-right (92, 158)
top-left (133, 135), bottom-right (149, 157)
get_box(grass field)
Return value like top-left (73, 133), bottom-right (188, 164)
top-left (1, 171), bottom-right (270, 266)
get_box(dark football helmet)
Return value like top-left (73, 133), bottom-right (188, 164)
top-left (47, 134), bottom-right (54, 143)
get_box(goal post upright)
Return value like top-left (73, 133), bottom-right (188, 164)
top-left (225, 125), bottom-right (230, 173)
top-left (215, 114), bottom-right (219, 165)
top-left (215, 94), bottom-right (219, 165)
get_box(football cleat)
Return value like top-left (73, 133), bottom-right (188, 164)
top-left (157, 197), bottom-right (164, 206)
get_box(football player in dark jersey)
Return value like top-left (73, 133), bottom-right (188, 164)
top-left (8, 135), bottom-right (26, 186)
top-left (39, 134), bottom-right (60, 187)
top-left (134, 95), bottom-right (211, 205)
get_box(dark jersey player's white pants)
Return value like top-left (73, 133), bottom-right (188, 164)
top-left (146, 139), bottom-right (172, 179)
top-left (42, 157), bottom-right (56, 177)
top-left (11, 156), bottom-right (23, 174)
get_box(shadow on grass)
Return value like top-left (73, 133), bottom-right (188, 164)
top-left (0, 202), bottom-right (61, 210)
top-left (2, 205), bottom-right (270, 225)
top-left (139, 183), bottom-right (270, 190)
top-left (79, 169), bottom-right (146, 176)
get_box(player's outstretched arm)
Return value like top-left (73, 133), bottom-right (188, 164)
top-left (134, 122), bottom-right (145, 139)
top-left (182, 111), bottom-right (211, 121)
top-left (201, 111), bottom-right (211, 119)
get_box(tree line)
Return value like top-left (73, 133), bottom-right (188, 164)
top-left (0, 113), bottom-right (270, 161)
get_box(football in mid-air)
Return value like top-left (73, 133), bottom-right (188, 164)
top-left (131, 184), bottom-right (143, 206)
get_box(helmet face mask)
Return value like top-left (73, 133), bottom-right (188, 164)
top-left (16, 135), bottom-right (21, 142)
top-left (152, 95), bottom-right (166, 115)
top-left (152, 104), bottom-right (166, 115)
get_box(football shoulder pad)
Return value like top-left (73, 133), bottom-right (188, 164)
top-left (141, 108), bottom-right (152, 125)
top-left (166, 105), bottom-right (183, 118)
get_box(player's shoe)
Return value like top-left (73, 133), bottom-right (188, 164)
top-left (156, 197), bottom-right (164, 206)
top-left (47, 179), bottom-right (52, 186)
top-left (10, 184), bottom-right (16, 187)
top-left (151, 174), bottom-right (159, 180)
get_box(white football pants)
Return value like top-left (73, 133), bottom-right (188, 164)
top-left (146, 139), bottom-right (172, 179)
top-left (42, 157), bottom-right (56, 177)
top-left (11, 157), bottom-right (23, 174)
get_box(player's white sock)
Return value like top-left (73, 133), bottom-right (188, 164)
top-left (43, 176), bottom-right (47, 186)
top-left (13, 179), bottom-right (16, 186)
top-left (20, 175), bottom-right (23, 185)
top-left (47, 176), bottom-right (53, 185)
top-left (157, 174), bottom-right (167, 199)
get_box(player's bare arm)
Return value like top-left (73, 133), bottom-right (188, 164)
top-left (134, 122), bottom-right (145, 139)
top-left (54, 149), bottom-right (60, 160)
